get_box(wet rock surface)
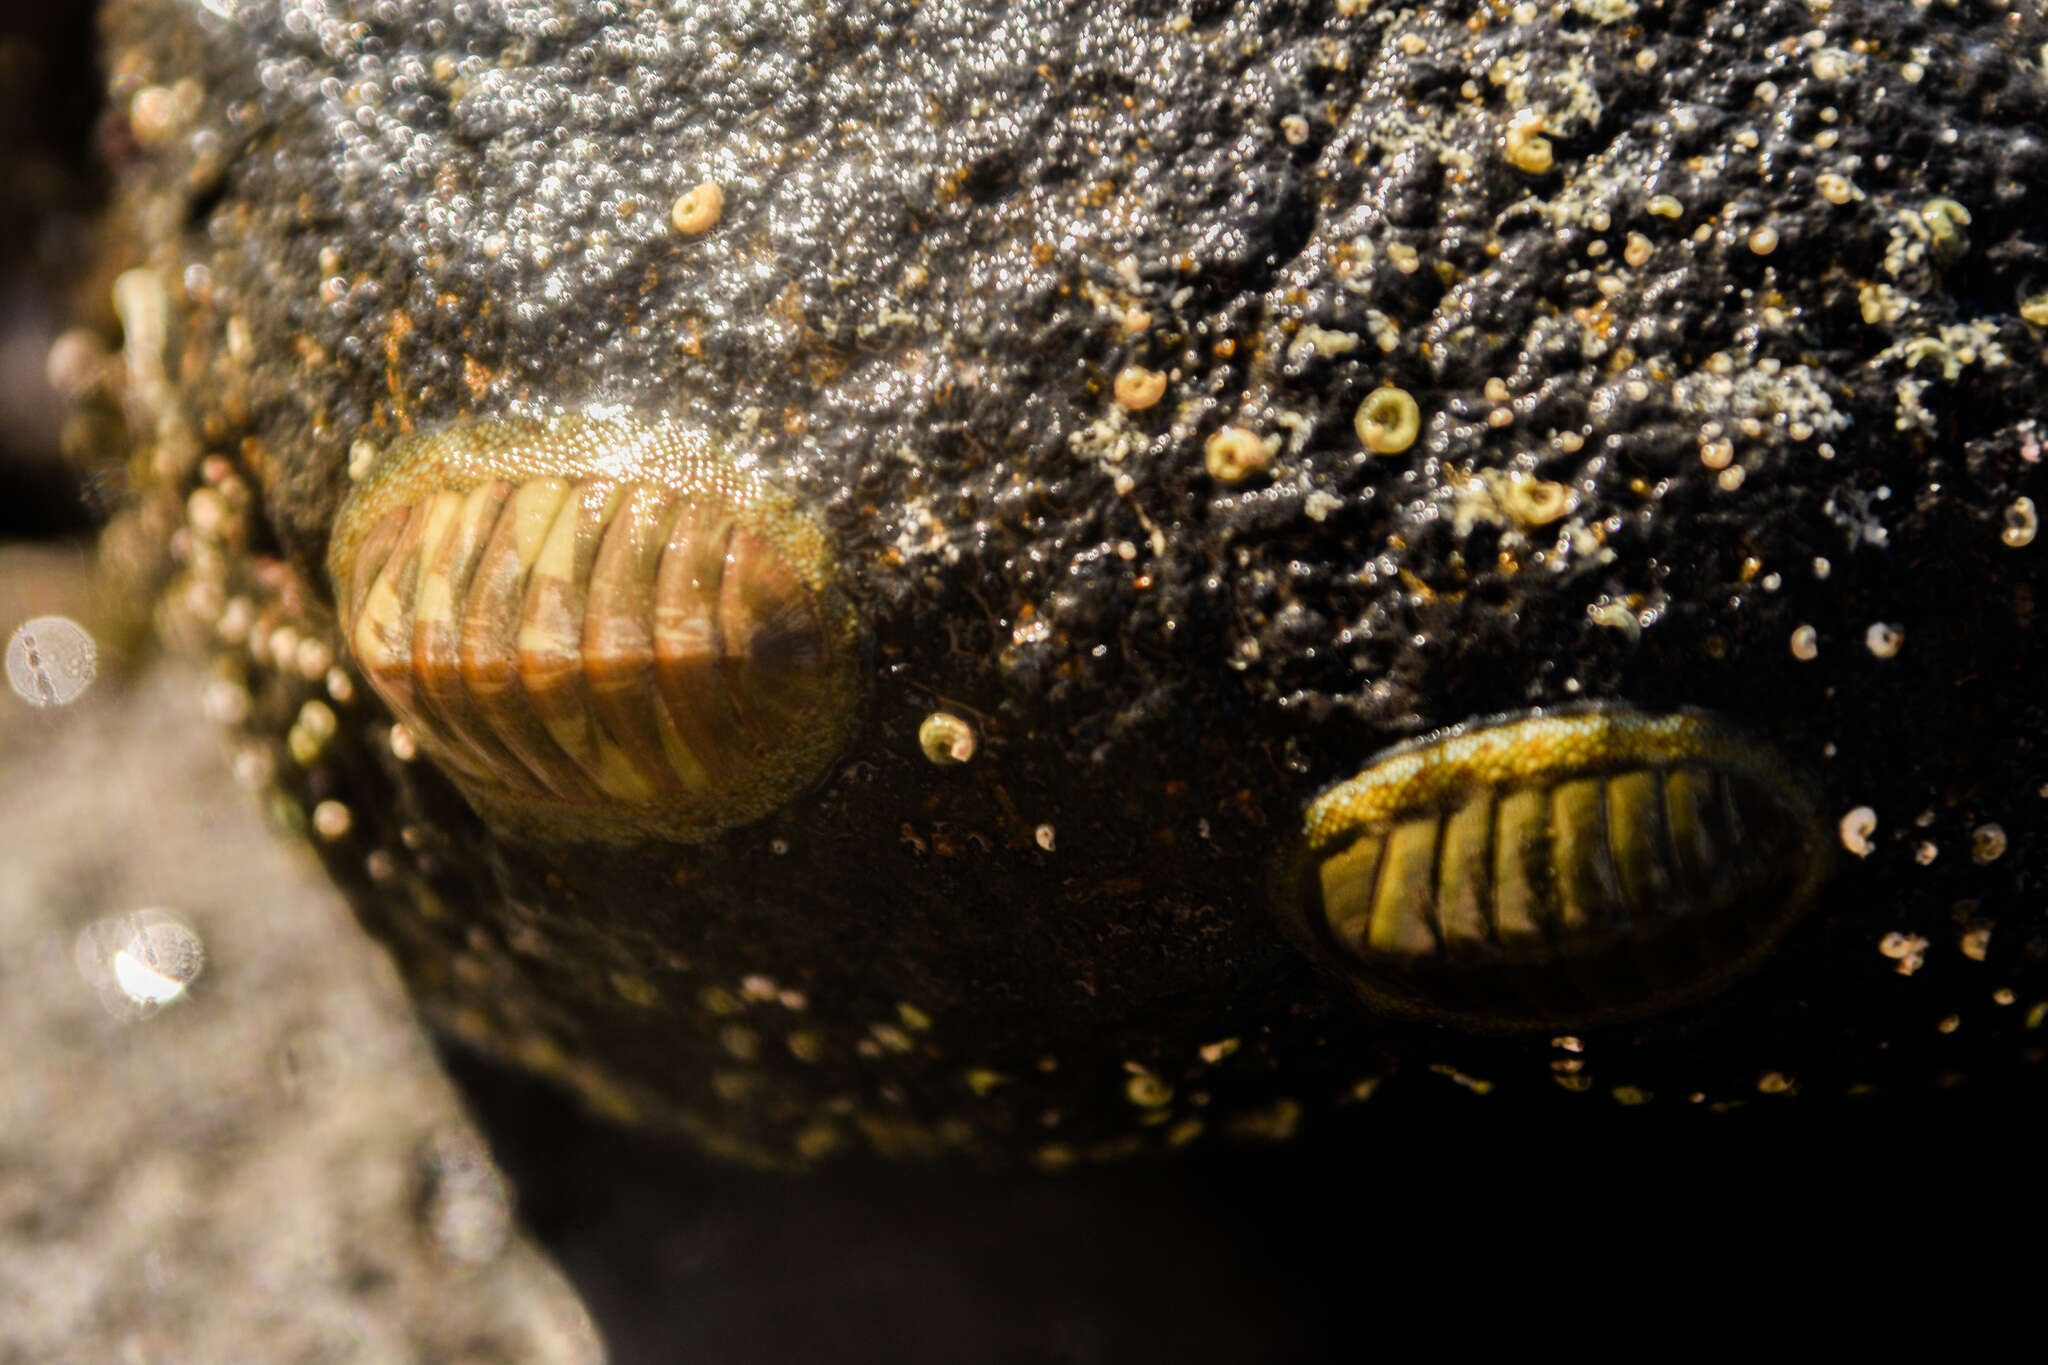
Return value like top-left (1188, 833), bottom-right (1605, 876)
top-left (85, 0), bottom-right (2048, 1164)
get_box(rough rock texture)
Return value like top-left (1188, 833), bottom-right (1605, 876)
top-left (0, 657), bottom-right (601, 1365)
top-left (87, 0), bottom-right (2048, 1164)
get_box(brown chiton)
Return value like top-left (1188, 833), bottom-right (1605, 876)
top-left (1275, 707), bottom-right (1832, 1029)
top-left (326, 414), bottom-right (863, 843)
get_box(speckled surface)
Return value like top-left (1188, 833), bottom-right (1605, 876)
top-left (88, 0), bottom-right (2047, 1163)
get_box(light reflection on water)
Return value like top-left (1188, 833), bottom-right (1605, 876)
top-left (73, 908), bottom-right (205, 1017)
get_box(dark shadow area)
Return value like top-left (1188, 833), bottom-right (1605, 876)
top-left (0, 6), bottom-right (104, 539)
top-left (444, 1040), bottom-right (2044, 1365)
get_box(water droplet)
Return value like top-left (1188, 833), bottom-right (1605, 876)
top-left (75, 909), bottom-right (205, 1016)
top-left (6, 615), bottom-right (98, 708)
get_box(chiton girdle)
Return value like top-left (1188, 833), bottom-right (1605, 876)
top-left (1275, 707), bottom-right (1831, 1029)
top-left (327, 414), bottom-right (864, 844)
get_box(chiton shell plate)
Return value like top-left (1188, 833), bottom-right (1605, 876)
top-left (327, 415), bottom-right (863, 844)
top-left (1276, 707), bottom-right (1831, 1029)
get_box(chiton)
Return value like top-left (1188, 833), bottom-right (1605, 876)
top-left (1275, 708), bottom-right (1831, 1029)
top-left (326, 414), bottom-right (863, 844)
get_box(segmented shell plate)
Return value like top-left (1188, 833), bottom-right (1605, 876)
top-left (328, 415), bottom-right (862, 843)
top-left (1278, 708), bottom-right (1829, 1028)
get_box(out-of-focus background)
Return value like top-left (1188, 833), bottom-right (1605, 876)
top-left (2, 10), bottom-right (2038, 1364)
top-left (0, 12), bottom-right (608, 1363)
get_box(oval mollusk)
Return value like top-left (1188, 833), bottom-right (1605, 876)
top-left (327, 415), bottom-right (862, 843)
top-left (1277, 707), bottom-right (1830, 1029)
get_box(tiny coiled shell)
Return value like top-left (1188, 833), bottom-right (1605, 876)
top-left (327, 414), bottom-right (862, 843)
top-left (1275, 707), bottom-right (1830, 1029)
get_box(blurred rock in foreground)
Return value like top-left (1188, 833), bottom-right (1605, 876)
top-left (0, 658), bottom-right (602, 1365)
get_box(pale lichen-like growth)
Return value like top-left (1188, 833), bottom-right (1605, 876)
top-left (1503, 109), bottom-right (1554, 174)
top-left (1919, 197), bottom-right (1971, 265)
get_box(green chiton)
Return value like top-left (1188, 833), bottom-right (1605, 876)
top-left (327, 414), bottom-right (863, 844)
top-left (1277, 708), bottom-right (1832, 1029)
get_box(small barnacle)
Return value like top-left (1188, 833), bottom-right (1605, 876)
top-left (1274, 706), bottom-right (1831, 1029)
top-left (918, 711), bottom-right (976, 765)
top-left (327, 414), bottom-right (864, 844)
top-left (1112, 365), bottom-right (1167, 410)
top-left (1503, 110), bottom-right (1554, 174)
top-left (1204, 425), bottom-right (1274, 483)
top-left (671, 179), bottom-right (725, 235)
top-left (1354, 386), bottom-right (1421, 455)
top-left (1919, 197), bottom-right (1971, 265)
top-left (2003, 496), bottom-right (2038, 549)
